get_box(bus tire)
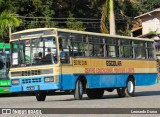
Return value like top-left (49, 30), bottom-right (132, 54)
top-left (125, 78), bottom-right (135, 97)
top-left (86, 89), bottom-right (104, 99)
top-left (35, 92), bottom-right (46, 101)
top-left (117, 88), bottom-right (126, 98)
top-left (74, 79), bottom-right (83, 100)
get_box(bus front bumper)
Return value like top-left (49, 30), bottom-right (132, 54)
top-left (10, 83), bottom-right (60, 92)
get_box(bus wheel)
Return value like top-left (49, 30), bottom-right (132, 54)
top-left (74, 79), bottom-right (83, 100)
top-left (126, 78), bottom-right (135, 97)
top-left (117, 88), bottom-right (126, 98)
top-left (86, 89), bottom-right (104, 99)
top-left (35, 92), bottom-right (46, 101)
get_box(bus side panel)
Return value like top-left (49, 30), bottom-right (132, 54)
top-left (61, 74), bottom-right (128, 90)
top-left (61, 74), bottom-right (77, 90)
top-left (60, 73), bottom-right (158, 90)
top-left (86, 74), bottom-right (128, 88)
top-left (85, 73), bottom-right (158, 88)
top-left (135, 73), bottom-right (158, 86)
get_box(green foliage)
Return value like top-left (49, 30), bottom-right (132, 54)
top-left (0, 10), bottom-right (21, 41)
top-left (0, 10), bottom-right (21, 30)
top-left (66, 12), bottom-right (86, 31)
top-left (0, 0), bottom-right (160, 41)
top-left (3, 0), bottom-right (57, 29)
top-left (149, 31), bottom-right (160, 35)
top-left (139, 0), bottom-right (160, 13)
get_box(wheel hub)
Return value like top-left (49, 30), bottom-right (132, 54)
top-left (128, 81), bottom-right (133, 93)
top-left (79, 82), bottom-right (83, 95)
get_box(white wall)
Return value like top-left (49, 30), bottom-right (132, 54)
top-left (141, 13), bottom-right (160, 35)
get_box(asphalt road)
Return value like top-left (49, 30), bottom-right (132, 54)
top-left (0, 83), bottom-right (160, 116)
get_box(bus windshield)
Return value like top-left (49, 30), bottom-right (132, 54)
top-left (11, 36), bottom-right (57, 67)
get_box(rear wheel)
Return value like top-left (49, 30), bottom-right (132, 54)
top-left (74, 79), bottom-right (83, 100)
top-left (86, 89), bottom-right (104, 99)
top-left (117, 88), bottom-right (126, 98)
top-left (35, 92), bottom-right (46, 101)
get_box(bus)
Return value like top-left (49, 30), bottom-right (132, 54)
top-left (0, 43), bottom-right (10, 94)
top-left (9, 28), bottom-right (158, 101)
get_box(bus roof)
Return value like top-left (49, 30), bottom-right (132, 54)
top-left (12, 28), bottom-right (154, 42)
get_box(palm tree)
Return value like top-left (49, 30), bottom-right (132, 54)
top-left (100, 0), bottom-right (115, 35)
top-left (100, 0), bottom-right (138, 35)
top-left (100, 0), bottom-right (109, 34)
top-left (0, 10), bottom-right (21, 40)
top-left (109, 0), bottom-right (115, 35)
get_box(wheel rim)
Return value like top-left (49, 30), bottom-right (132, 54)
top-left (79, 81), bottom-right (83, 96)
top-left (127, 81), bottom-right (134, 93)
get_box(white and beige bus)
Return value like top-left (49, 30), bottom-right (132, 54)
top-left (9, 28), bottom-right (158, 101)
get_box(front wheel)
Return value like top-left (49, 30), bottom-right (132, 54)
top-left (35, 92), bottom-right (46, 101)
top-left (74, 79), bottom-right (83, 100)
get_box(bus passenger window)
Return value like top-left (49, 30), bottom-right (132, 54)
top-left (99, 45), bottom-right (104, 57)
top-left (34, 52), bottom-right (43, 63)
top-left (59, 45), bottom-right (66, 63)
top-left (59, 43), bottom-right (70, 64)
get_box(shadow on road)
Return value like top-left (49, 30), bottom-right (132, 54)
top-left (48, 94), bottom-right (120, 102)
top-left (135, 91), bottom-right (160, 97)
top-left (47, 91), bottom-right (160, 101)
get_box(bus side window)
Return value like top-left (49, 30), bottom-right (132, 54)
top-left (99, 45), bottom-right (104, 57)
top-left (59, 37), bottom-right (70, 64)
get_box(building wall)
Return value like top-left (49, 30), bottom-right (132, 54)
top-left (141, 13), bottom-right (160, 35)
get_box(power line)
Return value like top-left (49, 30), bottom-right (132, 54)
top-left (23, 20), bottom-right (129, 23)
top-left (23, 21), bottom-right (100, 24)
top-left (17, 16), bottom-right (101, 20)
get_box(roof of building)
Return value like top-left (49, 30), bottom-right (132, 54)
top-left (135, 8), bottom-right (160, 19)
top-left (137, 32), bottom-right (160, 40)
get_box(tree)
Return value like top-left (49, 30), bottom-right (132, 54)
top-left (109, 0), bottom-right (115, 35)
top-left (1, 0), bottom-right (159, 37)
top-left (4, 0), bottom-right (57, 29)
top-left (66, 12), bottom-right (86, 31)
top-left (139, 0), bottom-right (160, 13)
top-left (0, 10), bottom-right (21, 41)
top-left (100, 0), bottom-right (140, 35)
top-left (115, 0), bottom-right (140, 36)
top-left (100, 0), bottom-right (109, 34)
top-left (100, 0), bottom-right (115, 35)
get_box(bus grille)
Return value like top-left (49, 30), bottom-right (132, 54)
top-left (22, 78), bottom-right (41, 84)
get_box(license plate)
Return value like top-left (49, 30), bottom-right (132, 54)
top-left (27, 86), bottom-right (35, 91)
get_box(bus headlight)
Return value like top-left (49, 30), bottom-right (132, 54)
top-left (44, 77), bottom-right (54, 82)
top-left (12, 79), bottom-right (20, 85)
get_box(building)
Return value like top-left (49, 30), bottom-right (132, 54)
top-left (131, 8), bottom-right (160, 78)
top-left (131, 8), bottom-right (160, 37)
top-left (131, 8), bottom-right (160, 56)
